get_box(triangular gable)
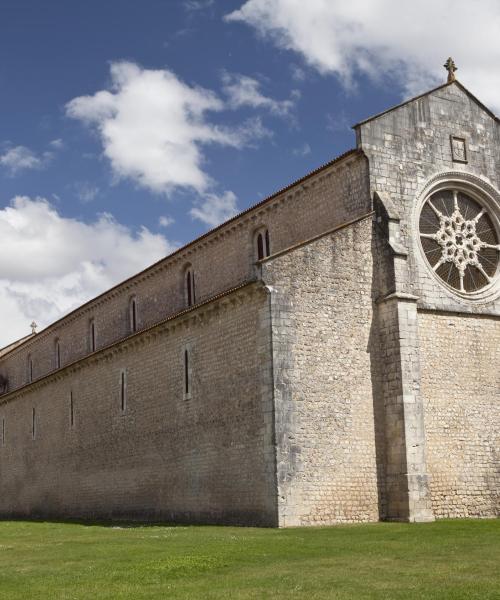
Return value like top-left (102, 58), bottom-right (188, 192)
top-left (353, 80), bottom-right (499, 129)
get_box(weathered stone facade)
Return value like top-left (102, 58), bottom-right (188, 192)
top-left (0, 79), bottom-right (498, 525)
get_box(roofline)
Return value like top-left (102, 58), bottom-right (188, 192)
top-left (0, 333), bottom-right (35, 358)
top-left (0, 280), bottom-right (260, 403)
top-left (0, 148), bottom-right (362, 358)
top-left (258, 210), bottom-right (374, 264)
top-left (353, 80), bottom-right (500, 128)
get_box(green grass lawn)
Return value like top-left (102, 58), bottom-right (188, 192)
top-left (0, 519), bottom-right (498, 599)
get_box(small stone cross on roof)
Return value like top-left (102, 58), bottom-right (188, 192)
top-left (30, 321), bottom-right (38, 334)
top-left (444, 57), bottom-right (457, 83)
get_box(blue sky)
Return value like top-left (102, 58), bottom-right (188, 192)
top-left (1, 0), bottom-right (499, 345)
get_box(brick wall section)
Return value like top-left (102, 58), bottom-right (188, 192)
top-left (261, 215), bottom-right (381, 525)
top-left (0, 152), bottom-right (369, 395)
top-left (419, 310), bottom-right (500, 518)
top-left (0, 283), bottom-right (277, 525)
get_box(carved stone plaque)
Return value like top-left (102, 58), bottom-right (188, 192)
top-left (450, 135), bottom-right (467, 163)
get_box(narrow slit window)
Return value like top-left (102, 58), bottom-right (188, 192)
top-left (130, 298), bottom-right (137, 333)
top-left (257, 233), bottom-right (264, 260)
top-left (32, 407), bottom-right (36, 440)
top-left (186, 271), bottom-right (193, 307)
top-left (70, 391), bottom-right (74, 428)
top-left (27, 355), bottom-right (33, 383)
top-left (120, 370), bottom-right (127, 412)
top-left (184, 350), bottom-right (189, 395)
top-left (90, 319), bottom-right (96, 352)
top-left (183, 348), bottom-right (192, 400)
top-left (2, 417), bottom-right (5, 446)
top-left (55, 339), bottom-right (61, 369)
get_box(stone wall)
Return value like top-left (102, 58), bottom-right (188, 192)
top-left (357, 81), bottom-right (500, 315)
top-left (0, 283), bottom-right (277, 525)
top-left (0, 151), bottom-right (368, 395)
top-left (419, 310), bottom-right (500, 518)
top-left (357, 80), bottom-right (500, 522)
top-left (261, 214), bottom-right (382, 525)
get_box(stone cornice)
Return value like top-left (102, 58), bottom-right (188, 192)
top-left (0, 150), bottom-right (363, 362)
top-left (377, 292), bottom-right (420, 304)
top-left (0, 280), bottom-right (264, 406)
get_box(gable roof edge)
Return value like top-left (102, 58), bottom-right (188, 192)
top-left (353, 80), bottom-right (500, 128)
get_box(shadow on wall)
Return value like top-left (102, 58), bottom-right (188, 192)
top-left (368, 210), bottom-right (397, 521)
top-left (0, 373), bottom-right (8, 395)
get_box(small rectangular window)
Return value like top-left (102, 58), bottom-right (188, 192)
top-left (131, 300), bottom-right (137, 332)
top-left (55, 341), bottom-right (61, 369)
top-left (183, 347), bottom-right (192, 400)
top-left (120, 370), bottom-right (127, 412)
top-left (70, 391), bottom-right (74, 428)
top-left (32, 407), bottom-right (36, 440)
top-left (27, 356), bottom-right (33, 383)
top-left (186, 271), bottom-right (193, 307)
top-left (90, 320), bottom-right (96, 352)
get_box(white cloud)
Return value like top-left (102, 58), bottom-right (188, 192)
top-left (74, 181), bottom-right (100, 203)
top-left (159, 215), bottom-right (174, 227)
top-left (183, 0), bottom-right (214, 11)
top-left (66, 61), bottom-right (264, 196)
top-left (49, 138), bottom-right (64, 149)
top-left (0, 196), bottom-right (175, 348)
top-left (190, 190), bottom-right (238, 227)
top-left (290, 64), bottom-right (306, 82)
top-left (292, 143), bottom-right (311, 157)
top-left (222, 72), bottom-right (298, 116)
top-left (0, 146), bottom-right (46, 175)
top-left (226, 0), bottom-right (500, 112)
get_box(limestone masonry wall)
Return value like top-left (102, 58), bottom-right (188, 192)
top-left (0, 152), bottom-right (368, 395)
top-left (357, 82), bottom-right (500, 315)
top-left (419, 310), bottom-right (500, 518)
top-left (261, 215), bottom-right (382, 525)
top-left (1, 80), bottom-right (498, 527)
top-left (0, 284), bottom-right (277, 525)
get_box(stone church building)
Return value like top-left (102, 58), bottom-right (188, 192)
top-left (0, 66), bottom-right (498, 526)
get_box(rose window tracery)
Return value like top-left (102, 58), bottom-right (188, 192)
top-left (419, 189), bottom-right (500, 293)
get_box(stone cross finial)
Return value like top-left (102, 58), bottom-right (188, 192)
top-left (444, 57), bottom-right (457, 83)
top-left (30, 321), bottom-right (38, 334)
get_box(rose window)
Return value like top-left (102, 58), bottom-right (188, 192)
top-left (419, 189), bottom-right (500, 293)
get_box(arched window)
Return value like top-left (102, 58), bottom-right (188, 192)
top-left (89, 318), bottom-right (96, 352)
top-left (54, 339), bottom-right (61, 369)
top-left (255, 228), bottom-right (271, 260)
top-left (185, 267), bottom-right (196, 307)
top-left (257, 233), bottom-right (264, 260)
top-left (129, 296), bottom-right (138, 333)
